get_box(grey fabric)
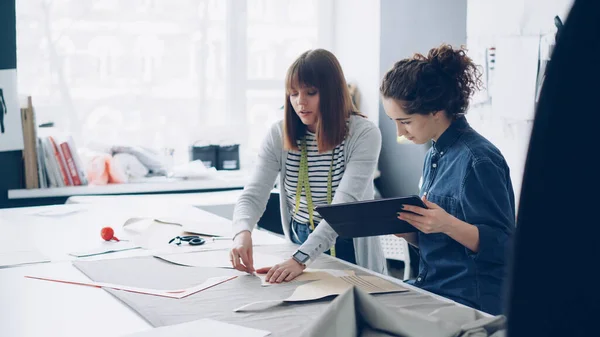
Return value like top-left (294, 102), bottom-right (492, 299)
top-left (73, 244), bottom-right (459, 337)
top-left (231, 116), bottom-right (387, 275)
top-left (300, 287), bottom-right (506, 337)
top-left (360, 328), bottom-right (397, 337)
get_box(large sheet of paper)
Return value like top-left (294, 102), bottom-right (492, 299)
top-left (234, 274), bottom-right (407, 312)
top-left (0, 250), bottom-right (50, 268)
top-left (155, 250), bottom-right (284, 269)
top-left (69, 241), bottom-right (141, 258)
top-left (122, 318), bottom-right (271, 337)
top-left (27, 204), bottom-right (88, 217)
top-left (123, 217), bottom-right (283, 254)
top-left (154, 217), bottom-right (232, 237)
top-left (124, 213), bottom-right (232, 238)
top-left (25, 274), bottom-right (237, 299)
top-left (0, 227), bottom-right (51, 268)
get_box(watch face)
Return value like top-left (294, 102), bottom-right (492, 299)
top-left (294, 250), bottom-right (309, 263)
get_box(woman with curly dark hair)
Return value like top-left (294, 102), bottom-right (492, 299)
top-left (380, 44), bottom-right (515, 315)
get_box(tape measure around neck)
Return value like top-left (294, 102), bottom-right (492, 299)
top-left (293, 136), bottom-right (337, 257)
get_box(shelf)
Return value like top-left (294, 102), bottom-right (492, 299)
top-left (8, 171), bottom-right (249, 200)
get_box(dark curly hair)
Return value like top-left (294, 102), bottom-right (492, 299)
top-left (380, 44), bottom-right (482, 119)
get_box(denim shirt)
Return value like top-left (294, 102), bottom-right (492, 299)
top-left (413, 117), bottom-right (515, 315)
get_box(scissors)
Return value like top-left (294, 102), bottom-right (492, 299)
top-left (168, 235), bottom-right (205, 246)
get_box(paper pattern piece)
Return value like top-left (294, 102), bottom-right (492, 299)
top-left (69, 241), bottom-right (141, 258)
top-left (234, 274), bottom-right (407, 312)
top-left (122, 318), bottom-right (271, 337)
top-left (257, 269), bottom-right (355, 286)
top-left (155, 250), bottom-right (283, 270)
top-left (123, 217), bottom-right (232, 250)
top-left (25, 275), bottom-right (237, 299)
top-left (0, 250), bottom-right (50, 268)
top-left (286, 275), bottom-right (406, 302)
top-left (151, 216), bottom-right (231, 237)
top-left (0, 69), bottom-right (24, 152)
top-left (28, 205), bottom-right (87, 217)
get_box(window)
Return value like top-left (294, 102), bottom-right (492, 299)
top-left (16, 0), bottom-right (331, 166)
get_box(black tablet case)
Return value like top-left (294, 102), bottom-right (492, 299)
top-left (315, 196), bottom-right (426, 238)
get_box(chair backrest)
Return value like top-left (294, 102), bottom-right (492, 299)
top-left (379, 235), bottom-right (411, 280)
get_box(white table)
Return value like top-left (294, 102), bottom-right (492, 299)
top-left (0, 203), bottom-right (472, 337)
top-left (0, 203), bottom-right (283, 337)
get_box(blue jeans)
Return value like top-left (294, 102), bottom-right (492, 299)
top-left (291, 219), bottom-right (356, 264)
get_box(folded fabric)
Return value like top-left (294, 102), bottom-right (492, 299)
top-left (112, 146), bottom-right (167, 175)
top-left (170, 160), bottom-right (216, 179)
top-left (300, 286), bottom-right (506, 337)
top-left (112, 153), bottom-right (150, 182)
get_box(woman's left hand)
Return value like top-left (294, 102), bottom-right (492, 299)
top-left (398, 195), bottom-right (454, 234)
top-left (257, 258), bottom-right (306, 283)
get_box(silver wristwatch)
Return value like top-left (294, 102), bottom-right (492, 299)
top-left (292, 250), bottom-right (310, 265)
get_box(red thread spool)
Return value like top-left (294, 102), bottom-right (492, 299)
top-left (100, 227), bottom-right (120, 242)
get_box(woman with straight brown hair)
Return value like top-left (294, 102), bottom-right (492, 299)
top-left (229, 49), bottom-right (386, 282)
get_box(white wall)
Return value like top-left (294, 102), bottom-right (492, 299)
top-left (376, 0), bottom-right (467, 198)
top-left (332, 0), bottom-right (381, 126)
top-left (466, 0), bottom-right (573, 206)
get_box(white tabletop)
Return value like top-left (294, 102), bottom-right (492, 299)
top-left (0, 203), bottom-right (475, 337)
top-left (0, 203), bottom-right (284, 337)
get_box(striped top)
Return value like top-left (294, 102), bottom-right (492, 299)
top-left (284, 131), bottom-right (345, 225)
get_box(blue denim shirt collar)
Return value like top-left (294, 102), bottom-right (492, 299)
top-left (432, 116), bottom-right (469, 155)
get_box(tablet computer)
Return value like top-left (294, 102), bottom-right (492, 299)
top-left (314, 195), bottom-right (427, 238)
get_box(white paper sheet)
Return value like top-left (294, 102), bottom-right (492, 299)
top-left (155, 250), bottom-right (284, 270)
top-left (0, 250), bottom-right (50, 268)
top-left (27, 205), bottom-right (88, 217)
top-left (154, 215), bottom-right (232, 237)
top-left (68, 241), bottom-right (141, 258)
top-left (492, 36), bottom-right (540, 121)
top-left (25, 275), bottom-right (237, 299)
top-left (122, 318), bottom-right (271, 337)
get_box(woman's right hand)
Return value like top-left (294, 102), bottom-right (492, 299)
top-left (230, 231), bottom-right (255, 273)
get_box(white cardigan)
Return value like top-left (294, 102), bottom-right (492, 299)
top-left (232, 115), bottom-right (387, 274)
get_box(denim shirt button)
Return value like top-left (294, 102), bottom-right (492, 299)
top-left (432, 163), bottom-right (437, 168)
top-left (417, 277), bottom-right (422, 282)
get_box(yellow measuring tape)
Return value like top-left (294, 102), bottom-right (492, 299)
top-left (293, 136), bottom-right (337, 257)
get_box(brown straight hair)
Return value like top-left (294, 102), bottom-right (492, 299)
top-left (283, 49), bottom-right (362, 152)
